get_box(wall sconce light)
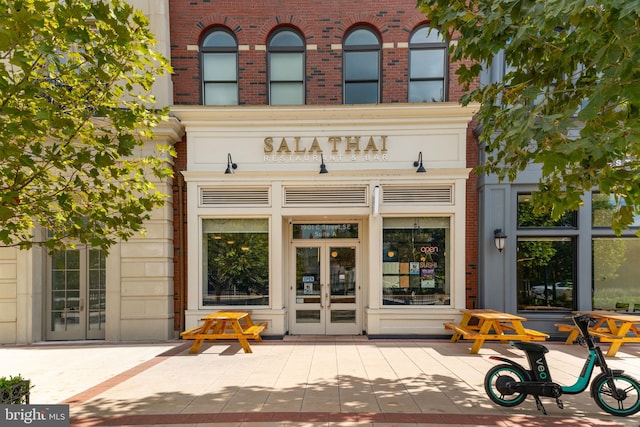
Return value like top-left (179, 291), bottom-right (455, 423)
top-left (494, 228), bottom-right (507, 252)
top-left (225, 153), bottom-right (237, 174)
top-left (319, 154), bottom-right (328, 174)
top-left (413, 151), bottom-right (426, 173)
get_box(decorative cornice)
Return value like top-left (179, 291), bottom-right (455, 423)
top-left (171, 103), bottom-right (479, 128)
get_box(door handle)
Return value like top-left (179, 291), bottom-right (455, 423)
top-left (80, 299), bottom-right (84, 312)
top-left (326, 293), bottom-right (331, 308)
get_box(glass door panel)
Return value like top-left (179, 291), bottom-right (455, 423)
top-left (327, 246), bottom-right (357, 334)
top-left (51, 250), bottom-right (83, 337)
top-left (291, 242), bottom-right (359, 335)
top-left (87, 248), bottom-right (106, 338)
top-left (294, 247), bottom-right (323, 329)
top-left (47, 247), bottom-right (106, 340)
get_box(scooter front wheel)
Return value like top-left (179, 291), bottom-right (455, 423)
top-left (484, 364), bottom-right (528, 407)
top-left (591, 373), bottom-right (640, 416)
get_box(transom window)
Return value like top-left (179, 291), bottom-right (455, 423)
top-left (409, 26), bottom-right (447, 102)
top-left (343, 27), bottom-right (380, 104)
top-left (268, 28), bottom-right (305, 105)
top-left (201, 28), bottom-right (238, 105)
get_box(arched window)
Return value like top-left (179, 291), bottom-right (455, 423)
top-left (268, 28), bottom-right (305, 105)
top-left (343, 27), bottom-right (380, 104)
top-left (201, 28), bottom-right (238, 105)
top-left (409, 26), bottom-right (447, 102)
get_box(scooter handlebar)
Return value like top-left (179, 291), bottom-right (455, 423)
top-left (572, 314), bottom-right (597, 348)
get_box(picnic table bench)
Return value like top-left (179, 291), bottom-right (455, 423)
top-left (181, 311), bottom-right (267, 354)
top-left (444, 309), bottom-right (549, 354)
top-left (555, 310), bottom-right (640, 357)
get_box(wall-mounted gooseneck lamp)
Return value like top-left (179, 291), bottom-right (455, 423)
top-left (319, 154), bottom-right (328, 174)
top-left (413, 151), bottom-right (426, 173)
top-left (494, 228), bottom-right (507, 252)
top-left (225, 153), bottom-right (237, 174)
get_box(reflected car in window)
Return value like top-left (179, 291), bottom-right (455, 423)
top-left (531, 282), bottom-right (573, 301)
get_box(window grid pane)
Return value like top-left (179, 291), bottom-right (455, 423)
top-left (409, 81), bottom-right (444, 103)
top-left (204, 83), bottom-right (238, 105)
top-left (270, 53), bottom-right (303, 81)
top-left (410, 50), bottom-right (445, 79)
top-left (345, 82), bottom-right (378, 104)
top-left (271, 83), bottom-right (304, 105)
top-left (203, 53), bottom-right (237, 81)
top-left (345, 51), bottom-right (379, 80)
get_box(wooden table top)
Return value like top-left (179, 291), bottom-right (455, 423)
top-left (579, 310), bottom-right (640, 323)
top-left (460, 309), bottom-right (527, 321)
top-left (202, 311), bottom-right (249, 320)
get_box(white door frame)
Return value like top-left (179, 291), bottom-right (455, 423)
top-left (289, 239), bottom-right (361, 335)
top-left (46, 247), bottom-right (106, 340)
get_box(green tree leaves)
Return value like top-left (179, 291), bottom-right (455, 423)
top-left (0, 0), bottom-right (175, 252)
top-left (418, 0), bottom-right (640, 232)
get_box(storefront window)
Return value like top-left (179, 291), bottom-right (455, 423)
top-left (517, 237), bottom-right (575, 311)
top-left (593, 238), bottom-right (640, 311)
top-left (382, 217), bottom-right (450, 306)
top-left (592, 192), bottom-right (640, 227)
top-left (202, 219), bottom-right (269, 306)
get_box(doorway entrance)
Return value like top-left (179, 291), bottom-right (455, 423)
top-left (46, 247), bottom-right (106, 340)
top-left (290, 237), bottom-right (360, 335)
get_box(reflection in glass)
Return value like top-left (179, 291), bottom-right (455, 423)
top-left (51, 250), bottom-right (82, 332)
top-left (269, 29), bottom-right (304, 105)
top-left (203, 219), bottom-right (269, 306)
top-left (517, 237), bottom-right (575, 311)
top-left (593, 238), bottom-right (640, 311)
top-left (296, 247), bottom-right (320, 302)
top-left (409, 81), bottom-right (443, 103)
top-left (592, 192), bottom-right (640, 227)
top-left (517, 193), bottom-right (576, 228)
top-left (296, 310), bottom-right (321, 323)
top-left (330, 247), bottom-right (356, 305)
top-left (201, 29), bottom-right (238, 106)
top-left (382, 217), bottom-right (450, 306)
top-left (344, 27), bottom-right (380, 104)
top-left (88, 249), bottom-right (106, 331)
top-left (331, 310), bottom-right (355, 323)
top-left (409, 26), bottom-right (446, 103)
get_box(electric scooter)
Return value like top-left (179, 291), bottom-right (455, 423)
top-left (484, 314), bottom-right (640, 416)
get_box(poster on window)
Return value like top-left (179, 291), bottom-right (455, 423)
top-left (421, 268), bottom-right (435, 288)
top-left (409, 262), bottom-right (420, 274)
top-left (303, 276), bottom-right (315, 294)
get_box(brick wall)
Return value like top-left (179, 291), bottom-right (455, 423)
top-left (169, 0), bottom-right (480, 330)
top-left (169, 0), bottom-right (470, 105)
top-left (172, 135), bottom-right (187, 331)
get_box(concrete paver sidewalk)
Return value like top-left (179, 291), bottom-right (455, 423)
top-left (2, 337), bottom-right (640, 426)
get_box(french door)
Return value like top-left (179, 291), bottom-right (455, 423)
top-left (46, 247), bottom-right (106, 340)
top-left (290, 242), bottom-right (359, 335)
